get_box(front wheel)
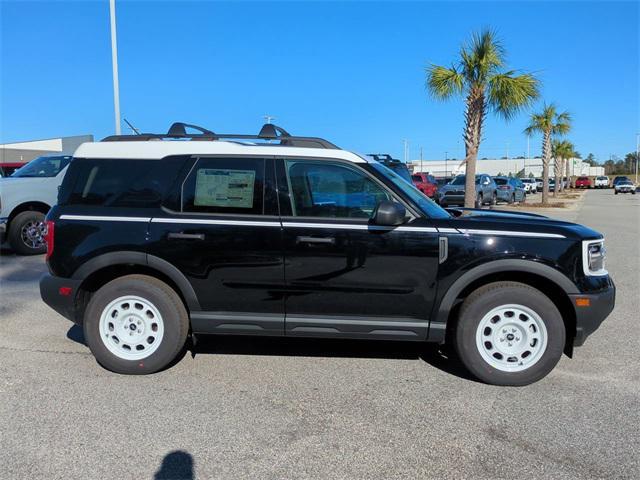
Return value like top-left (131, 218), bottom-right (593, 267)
top-left (8, 210), bottom-right (47, 255)
top-left (475, 194), bottom-right (483, 209)
top-left (83, 274), bottom-right (189, 374)
top-left (454, 281), bottom-right (565, 386)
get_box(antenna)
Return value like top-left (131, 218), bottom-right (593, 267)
top-left (123, 118), bottom-right (141, 135)
top-left (264, 115), bottom-right (275, 124)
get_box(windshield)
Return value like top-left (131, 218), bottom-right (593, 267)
top-left (371, 162), bottom-right (450, 219)
top-left (383, 162), bottom-right (412, 183)
top-left (11, 156), bottom-right (71, 178)
top-left (451, 175), bottom-right (481, 186)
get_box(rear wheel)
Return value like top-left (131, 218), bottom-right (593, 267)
top-left (83, 274), bottom-right (189, 374)
top-left (454, 281), bottom-right (565, 386)
top-left (475, 193), bottom-right (483, 208)
top-left (8, 210), bottom-right (47, 255)
top-left (491, 192), bottom-right (497, 206)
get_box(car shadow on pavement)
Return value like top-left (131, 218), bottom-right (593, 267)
top-left (65, 327), bottom-right (478, 382)
top-left (154, 450), bottom-right (194, 480)
top-left (190, 334), bottom-right (479, 382)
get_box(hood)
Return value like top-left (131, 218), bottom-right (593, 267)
top-left (446, 207), bottom-right (603, 241)
top-left (0, 176), bottom-right (47, 190)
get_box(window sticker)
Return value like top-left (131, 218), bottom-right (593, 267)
top-left (194, 168), bottom-right (255, 208)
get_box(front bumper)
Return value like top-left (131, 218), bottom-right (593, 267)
top-left (40, 273), bottom-right (83, 324)
top-left (439, 194), bottom-right (465, 205)
top-left (570, 280), bottom-right (615, 346)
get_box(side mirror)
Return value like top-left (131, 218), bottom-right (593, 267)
top-left (372, 200), bottom-right (406, 226)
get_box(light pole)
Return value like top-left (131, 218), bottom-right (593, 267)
top-left (445, 151), bottom-right (448, 177)
top-left (109, 0), bottom-right (121, 135)
top-left (636, 133), bottom-right (640, 184)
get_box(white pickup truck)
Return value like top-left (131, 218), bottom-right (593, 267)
top-left (0, 155), bottom-right (72, 254)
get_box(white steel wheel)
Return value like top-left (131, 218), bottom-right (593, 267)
top-left (475, 304), bottom-right (548, 372)
top-left (99, 295), bottom-right (165, 361)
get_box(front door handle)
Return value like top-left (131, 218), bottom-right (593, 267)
top-left (168, 232), bottom-right (205, 241)
top-left (296, 236), bottom-right (335, 245)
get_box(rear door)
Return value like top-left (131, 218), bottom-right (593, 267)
top-left (147, 156), bottom-right (285, 335)
top-left (277, 158), bottom-right (440, 340)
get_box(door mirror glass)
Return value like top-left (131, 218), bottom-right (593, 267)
top-left (372, 200), bottom-right (406, 226)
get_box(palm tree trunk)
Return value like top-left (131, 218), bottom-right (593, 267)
top-left (541, 131), bottom-right (551, 204)
top-left (565, 157), bottom-right (571, 189)
top-left (463, 90), bottom-right (485, 208)
top-left (553, 156), bottom-right (559, 197)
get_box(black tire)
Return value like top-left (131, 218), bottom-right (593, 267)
top-left (83, 274), bottom-right (189, 374)
top-left (8, 210), bottom-right (47, 255)
top-left (453, 281), bottom-right (565, 386)
top-left (475, 193), bottom-right (483, 208)
top-left (491, 192), bottom-right (497, 206)
top-left (614, 190), bottom-right (618, 195)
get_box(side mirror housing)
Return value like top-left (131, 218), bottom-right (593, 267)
top-left (372, 200), bottom-right (406, 226)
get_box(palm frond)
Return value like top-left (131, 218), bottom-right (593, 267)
top-left (461, 29), bottom-right (505, 84)
top-left (488, 71), bottom-right (540, 120)
top-left (426, 64), bottom-right (464, 99)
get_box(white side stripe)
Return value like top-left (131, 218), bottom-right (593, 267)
top-left (150, 218), bottom-right (280, 227)
top-left (281, 222), bottom-right (437, 232)
top-left (57, 215), bottom-right (565, 238)
top-left (458, 229), bottom-right (565, 239)
top-left (60, 215), bottom-right (151, 222)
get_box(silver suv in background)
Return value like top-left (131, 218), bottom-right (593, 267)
top-left (438, 174), bottom-right (497, 208)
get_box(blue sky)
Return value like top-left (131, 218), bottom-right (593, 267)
top-left (1, 1), bottom-right (638, 162)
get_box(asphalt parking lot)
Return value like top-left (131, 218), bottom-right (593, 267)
top-left (1, 188), bottom-right (638, 480)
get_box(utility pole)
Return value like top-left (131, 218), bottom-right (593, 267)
top-left (636, 133), bottom-right (640, 185)
top-left (445, 151), bottom-right (448, 177)
top-left (402, 139), bottom-right (409, 163)
top-left (420, 146), bottom-right (423, 174)
top-left (109, 0), bottom-right (121, 135)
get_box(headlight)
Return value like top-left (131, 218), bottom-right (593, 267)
top-left (582, 239), bottom-right (607, 276)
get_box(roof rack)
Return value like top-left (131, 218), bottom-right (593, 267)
top-left (368, 154), bottom-right (400, 162)
top-left (101, 122), bottom-right (339, 149)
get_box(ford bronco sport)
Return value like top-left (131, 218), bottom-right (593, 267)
top-left (40, 123), bottom-right (615, 386)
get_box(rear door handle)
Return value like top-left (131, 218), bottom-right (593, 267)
top-left (168, 232), bottom-right (205, 241)
top-left (296, 236), bottom-right (335, 245)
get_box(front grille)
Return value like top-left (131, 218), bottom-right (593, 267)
top-left (445, 191), bottom-right (464, 196)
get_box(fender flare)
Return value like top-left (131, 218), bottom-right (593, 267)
top-left (428, 259), bottom-right (578, 340)
top-left (72, 251), bottom-right (200, 311)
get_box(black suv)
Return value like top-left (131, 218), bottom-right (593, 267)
top-left (40, 123), bottom-right (615, 385)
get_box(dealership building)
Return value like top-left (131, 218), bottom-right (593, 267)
top-left (407, 157), bottom-right (604, 178)
top-left (0, 135), bottom-right (93, 165)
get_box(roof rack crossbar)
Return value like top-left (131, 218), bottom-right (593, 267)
top-left (101, 122), bottom-right (338, 149)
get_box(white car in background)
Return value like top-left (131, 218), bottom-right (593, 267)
top-left (594, 176), bottom-right (609, 188)
top-left (0, 155), bottom-right (72, 254)
top-left (614, 180), bottom-right (636, 195)
top-left (521, 178), bottom-right (537, 193)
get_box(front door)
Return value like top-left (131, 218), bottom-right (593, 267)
top-left (147, 156), bottom-right (285, 335)
top-left (277, 158), bottom-right (440, 340)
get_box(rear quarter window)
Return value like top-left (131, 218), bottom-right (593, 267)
top-left (59, 156), bottom-right (191, 208)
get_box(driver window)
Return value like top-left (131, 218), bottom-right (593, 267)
top-left (285, 160), bottom-right (390, 219)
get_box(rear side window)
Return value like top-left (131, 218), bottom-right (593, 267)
top-left (61, 157), bottom-right (190, 208)
top-left (181, 157), bottom-right (264, 215)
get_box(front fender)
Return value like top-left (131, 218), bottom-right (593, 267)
top-left (427, 259), bottom-right (579, 342)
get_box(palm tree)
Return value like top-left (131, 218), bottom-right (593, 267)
top-left (552, 139), bottom-right (575, 195)
top-left (426, 29), bottom-right (540, 207)
top-left (524, 104), bottom-right (571, 204)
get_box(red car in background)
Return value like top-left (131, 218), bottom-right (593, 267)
top-left (411, 172), bottom-right (438, 198)
top-left (575, 176), bottom-right (592, 188)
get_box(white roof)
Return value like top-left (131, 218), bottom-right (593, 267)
top-left (73, 140), bottom-right (367, 163)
